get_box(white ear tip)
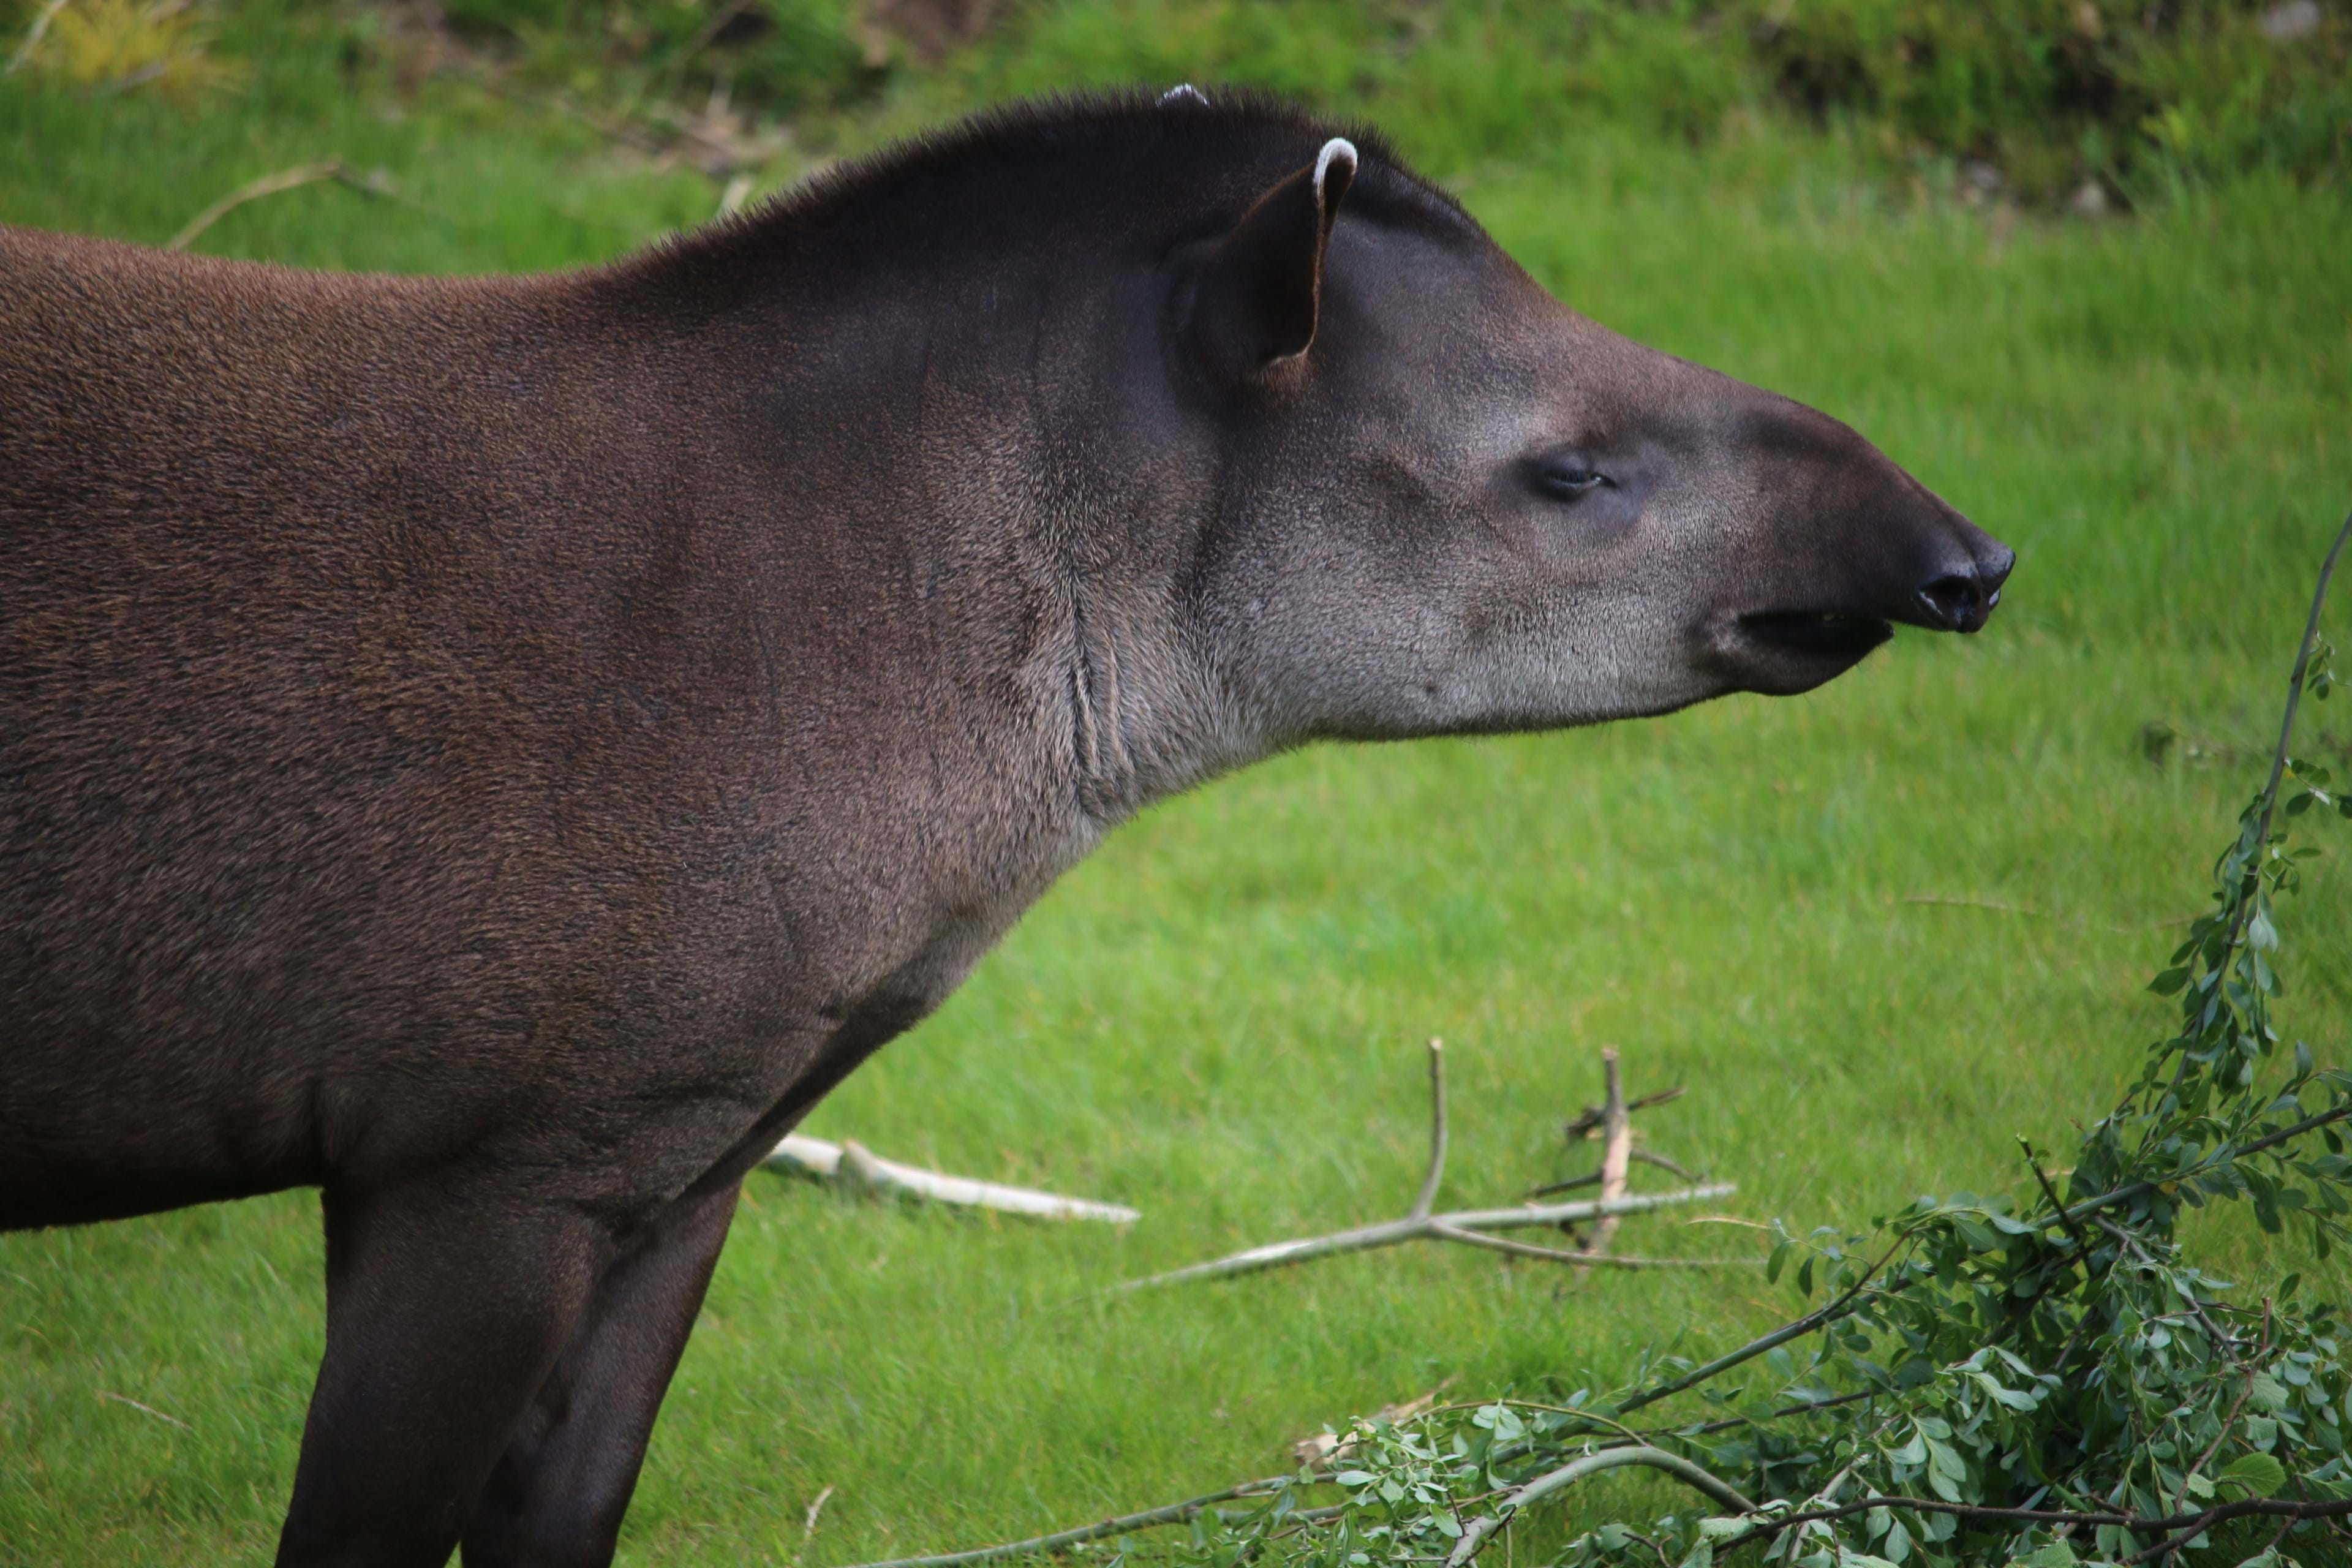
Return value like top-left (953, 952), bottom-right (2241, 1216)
top-left (1160, 83), bottom-right (1209, 106)
top-left (1314, 137), bottom-right (1359, 194)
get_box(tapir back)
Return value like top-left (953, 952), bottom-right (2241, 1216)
top-left (0, 230), bottom-right (869, 1224)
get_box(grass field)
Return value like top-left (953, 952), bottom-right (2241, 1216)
top-left (4, 5), bottom-right (2352, 1564)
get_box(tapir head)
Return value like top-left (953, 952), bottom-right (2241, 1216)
top-left (1167, 132), bottom-right (2013, 744)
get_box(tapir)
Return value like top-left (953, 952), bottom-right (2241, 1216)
top-left (0, 89), bottom-right (2012, 1566)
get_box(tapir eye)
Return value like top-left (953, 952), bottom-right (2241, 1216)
top-left (1532, 457), bottom-right (1611, 500)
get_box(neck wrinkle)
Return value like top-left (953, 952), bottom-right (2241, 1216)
top-left (1064, 561), bottom-right (1273, 830)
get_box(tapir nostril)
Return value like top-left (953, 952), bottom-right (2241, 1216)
top-left (1917, 570), bottom-right (1988, 632)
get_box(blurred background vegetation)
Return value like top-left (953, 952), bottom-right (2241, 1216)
top-left (2, 0), bottom-right (2346, 208)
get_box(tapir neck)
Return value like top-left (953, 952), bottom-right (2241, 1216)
top-left (592, 239), bottom-right (1262, 843)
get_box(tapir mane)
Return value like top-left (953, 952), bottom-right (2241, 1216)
top-left (608, 88), bottom-right (1483, 293)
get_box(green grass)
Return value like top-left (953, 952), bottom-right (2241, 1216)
top-left (4, 7), bottom-right (2352, 1564)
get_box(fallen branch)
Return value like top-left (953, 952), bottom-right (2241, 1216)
top-left (763, 1134), bottom-right (1138, 1223)
top-left (1110, 1186), bottom-right (1738, 1291)
top-left (1431, 1221), bottom-right (1758, 1270)
top-left (1114, 1042), bottom-right (1740, 1290)
top-left (1446, 1446), bottom-right (1758, 1567)
top-left (166, 162), bottom-right (398, 252)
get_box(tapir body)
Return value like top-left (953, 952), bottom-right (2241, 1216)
top-left (0, 93), bottom-right (2010, 1566)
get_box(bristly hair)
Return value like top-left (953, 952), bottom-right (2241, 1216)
top-left (621, 87), bottom-right (1482, 288)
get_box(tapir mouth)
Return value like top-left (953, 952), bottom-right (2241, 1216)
top-left (1706, 608), bottom-right (1898, 696)
top-left (1735, 609), bottom-right (1894, 663)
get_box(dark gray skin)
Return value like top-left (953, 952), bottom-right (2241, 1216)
top-left (0, 92), bottom-right (2011, 1567)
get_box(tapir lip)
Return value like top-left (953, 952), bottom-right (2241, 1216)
top-left (1738, 609), bottom-right (1896, 662)
top-left (1709, 608), bottom-right (1896, 694)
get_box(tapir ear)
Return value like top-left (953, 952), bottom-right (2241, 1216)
top-left (1183, 137), bottom-right (1358, 386)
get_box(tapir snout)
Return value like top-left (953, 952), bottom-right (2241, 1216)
top-left (1685, 393), bottom-right (2016, 695)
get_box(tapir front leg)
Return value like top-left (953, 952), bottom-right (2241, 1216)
top-left (461, 1179), bottom-right (742, 1568)
top-left (276, 1178), bottom-right (612, 1568)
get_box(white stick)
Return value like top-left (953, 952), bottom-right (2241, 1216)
top-left (1110, 1183), bottom-right (1736, 1291)
top-left (763, 1134), bottom-right (1139, 1223)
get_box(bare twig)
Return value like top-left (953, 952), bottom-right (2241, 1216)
top-left (1431, 1221), bottom-right (1755, 1270)
top-left (1117, 1044), bottom-right (1741, 1289)
top-left (1112, 1185), bottom-right (1737, 1292)
top-left (764, 1134), bottom-right (1137, 1223)
top-left (4, 0), bottom-right (69, 75)
top-left (1444, 1447), bottom-right (1757, 1567)
top-left (1616, 1232), bottom-right (1916, 1417)
top-left (1527, 1148), bottom-right (1699, 1197)
top-left (1563, 1085), bottom-right (1684, 1140)
top-left (166, 162), bottom-right (398, 252)
top-left (1411, 1038), bottom-right (1449, 1221)
top-left (99, 1390), bottom-right (191, 1429)
top-left (2019, 1137), bottom-right (2093, 1264)
top-left (1901, 894), bottom-right (2049, 918)
top-left (803, 1483), bottom-right (836, 1538)
top-left (1581, 1049), bottom-right (1632, 1265)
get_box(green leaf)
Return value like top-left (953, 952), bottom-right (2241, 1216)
top-left (2217, 1452), bottom-right (2288, 1498)
top-left (2150, 967), bottom-right (2193, 996)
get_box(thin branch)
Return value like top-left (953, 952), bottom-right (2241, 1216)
top-left (803, 1483), bottom-right (835, 1538)
top-left (1412, 1037), bottom-right (1448, 1221)
top-left (1615, 1232), bottom-right (1914, 1417)
top-left (98, 1390), bottom-right (190, 1430)
top-left (1564, 1086), bottom-right (1685, 1141)
top-left (2059, 1101), bottom-right (2352, 1227)
top-left (1771, 1414), bottom-right (1907, 1568)
top-left (4, 0), bottom-right (68, 75)
top-left (764, 1134), bottom-right (1137, 1223)
top-left (1901, 894), bottom-right (2049, 918)
top-left (1109, 1185), bottom-right (1736, 1292)
top-left (1430, 1221), bottom-right (1755, 1270)
top-left (2019, 1137), bottom-right (2094, 1263)
top-left (1444, 1447), bottom-right (1757, 1568)
top-left (165, 162), bottom-right (398, 252)
top-left (2163, 508), bottom-right (2352, 1101)
top-left (2248, 510), bottom-right (2352, 881)
top-left (833, 1477), bottom-right (1295, 1568)
top-left (1528, 1148), bottom-right (1699, 1197)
